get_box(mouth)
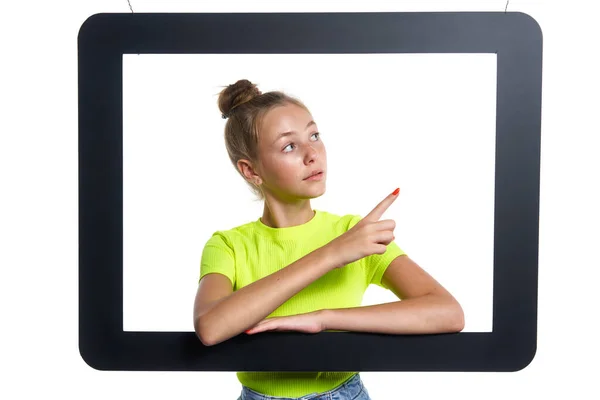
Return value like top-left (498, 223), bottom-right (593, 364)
top-left (303, 170), bottom-right (324, 181)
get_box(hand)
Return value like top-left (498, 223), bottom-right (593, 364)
top-left (328, 188), bottom-right (400, 268)
top-left (244, 310), bottom-right (326, 335)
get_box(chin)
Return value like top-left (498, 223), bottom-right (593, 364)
top-left (305, 186), bottom-right (327, 199)
top-left (288, 179), bottom-right (327, 200)
top-left (290, 188), bottom-right (325, 200)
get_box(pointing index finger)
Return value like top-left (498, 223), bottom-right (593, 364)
top-left (364, 188), bottom-right (400, 222)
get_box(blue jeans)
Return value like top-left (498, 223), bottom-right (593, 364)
top-left (237, 373), bottom-right (371, 400)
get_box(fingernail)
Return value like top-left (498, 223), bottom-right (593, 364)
top-left (392, 188), bottom-right (400, 196)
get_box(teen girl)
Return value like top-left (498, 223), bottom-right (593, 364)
top-left (193, 79), bottom-right (464, 400)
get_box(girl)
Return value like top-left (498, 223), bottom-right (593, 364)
top-left (193, 79), bottom-right (464, 400)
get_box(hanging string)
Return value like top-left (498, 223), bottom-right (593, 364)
top-left (125, 1), bottom-right (511, 15)
top-left (498, 1), bottom-right (510, 53)
top-left (126, 1), bottom-right (139, 55)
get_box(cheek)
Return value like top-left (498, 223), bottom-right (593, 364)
top-left (264, 157), bottom-right (301, 184)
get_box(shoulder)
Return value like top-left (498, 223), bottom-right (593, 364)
top-left (203, 219), bottom-right (256, 248)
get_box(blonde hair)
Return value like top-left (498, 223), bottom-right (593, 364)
top-left (217, 79), bottom-right (310, 200)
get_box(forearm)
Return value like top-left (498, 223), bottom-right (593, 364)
top-left (197, 243), bottom-right (343, 345)
top-left (322, 294), bottom-right (464, 335)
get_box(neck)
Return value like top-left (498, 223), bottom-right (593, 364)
top-left (260, 196), bottom-right (315, 228)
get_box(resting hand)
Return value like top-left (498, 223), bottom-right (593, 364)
top-left (245, 310), bottom-right (326, 335)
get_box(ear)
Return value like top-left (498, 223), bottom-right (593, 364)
top-left (237, 159), bottom-right (262, 186)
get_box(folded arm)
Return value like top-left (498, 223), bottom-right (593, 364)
top-left (321, 255), bottom-right (464, 334)
top-left (194, 243), bottom-right (344, 346)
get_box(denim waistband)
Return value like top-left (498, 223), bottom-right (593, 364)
top-left (239, 373), bottom-right (365, 400)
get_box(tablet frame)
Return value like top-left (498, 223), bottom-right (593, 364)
top-left (78, 11), bottom-right (542, 372)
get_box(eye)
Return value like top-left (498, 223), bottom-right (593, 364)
top-left (282, 133), bottom-right (320, 153)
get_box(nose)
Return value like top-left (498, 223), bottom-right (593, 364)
top-left (303, 145), bottom-right (319, 164)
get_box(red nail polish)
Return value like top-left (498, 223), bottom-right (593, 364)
top-left (392, 188), bottom-right (400, 195)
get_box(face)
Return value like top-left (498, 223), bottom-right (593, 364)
top-left (244, 103), bottom-right (327, 201)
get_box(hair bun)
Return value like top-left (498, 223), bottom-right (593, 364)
top-left (218, 79), bottom-right (262, 119)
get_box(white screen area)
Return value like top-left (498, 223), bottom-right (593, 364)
top-left (123, 53), bottom-right (496, 332)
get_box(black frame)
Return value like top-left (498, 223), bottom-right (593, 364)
top-left (78, 12), bottom-right (542, 372)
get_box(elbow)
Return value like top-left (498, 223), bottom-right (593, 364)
top-left (194, 317), bottom-right (219, 347)
top-left (197, 332), bottom-right (218, 347)
top-left (447, 299), bottom-right (465, 333)
top-left (432, 296), bottom-right (464, 333)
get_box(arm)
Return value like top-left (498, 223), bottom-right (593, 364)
top-left (194, 243), bottom-right (344, 346)
top-left (321, 255), bottom-right (464, 334)
top-left (196, 190), bottom-right (402, 345)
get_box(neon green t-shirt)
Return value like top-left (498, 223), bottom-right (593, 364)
top-left (199, 209), bottom-right (405, 397)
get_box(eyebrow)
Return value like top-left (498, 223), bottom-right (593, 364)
top-left (272, 121), bottom-right (317, 145)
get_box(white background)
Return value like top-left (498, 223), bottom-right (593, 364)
top-left (1, 0), bottom-right (599, 399)
top-left (122, 53), bottom-right (495, 333)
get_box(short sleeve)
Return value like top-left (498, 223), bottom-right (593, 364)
top-left (346, 214), bottom-right (362, 230)
top-left (364, 241), bottom-right (406, 289)
top-left (345, 214), bottom-right (406, 289)
top-left (199, 232), bottom-right (236, 287)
